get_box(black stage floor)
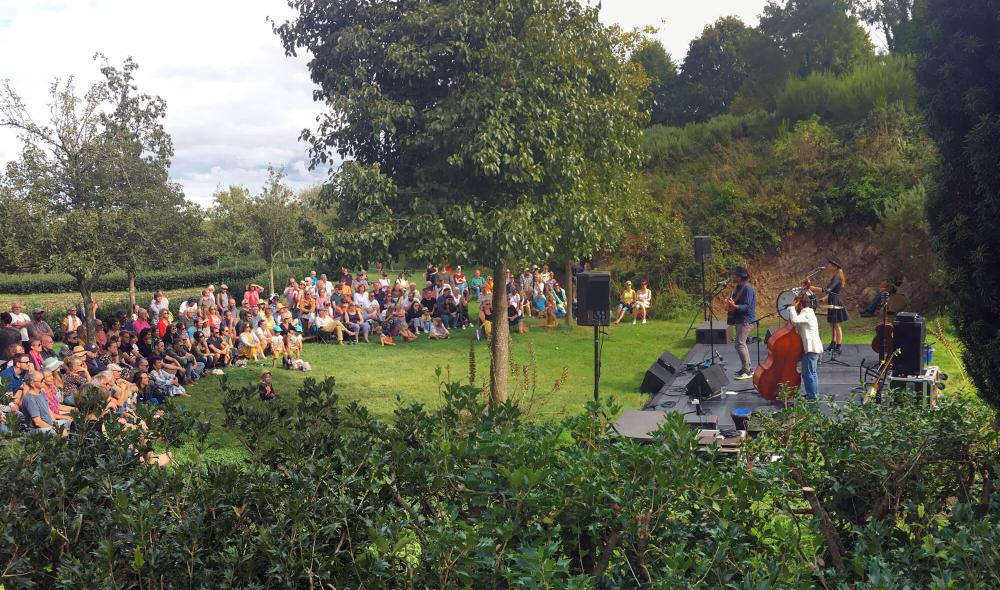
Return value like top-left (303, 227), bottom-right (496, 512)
top-left (642, 343), bottom-right (883, 431)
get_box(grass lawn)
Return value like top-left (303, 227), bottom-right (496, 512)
top-left (175, 309), bottom-right (974, 461)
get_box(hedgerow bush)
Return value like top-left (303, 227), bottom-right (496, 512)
top-left (0, 262), bottom-right (267, 294)
top-left (1, 376), bottom-right (997, 588)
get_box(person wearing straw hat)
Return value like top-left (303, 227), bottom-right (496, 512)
top-left (807, 255), bottom-right (850, 354)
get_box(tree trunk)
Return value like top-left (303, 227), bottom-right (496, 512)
top-left (564, 257), bottom-right (574, 326)
top-left (489, 265), bottom-right (510, 405)
top-left (127, 271), bottom-right (137, 310)
top-left (268, 262), bottom-right (275, 298)
top-left (80, 280), bottom-right (97, 347)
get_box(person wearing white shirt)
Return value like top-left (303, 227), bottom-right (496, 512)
top-left (9, 301), bottom-right (30, 344)
top-left (787, 292), bottom-right (824, 401)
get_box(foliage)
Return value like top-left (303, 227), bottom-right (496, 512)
top-left (2, 374), bottom-right (997, 588)
top-left (775, 54), bottom-right (916, 125)
top-left (0, 262), bottom-right (267, 295)
top-left (630, 39), bottom-right (678, 126)
top-left (855, 0), bottom-right (916, 53)
top-left (745, 394), bottom-right (998, 583)
top-left (674, 16), bottom-right (754, 124)
top-left (0, 56), bottom-right (193, 344)
top-left (913, 0), bottom-right (1000, 414)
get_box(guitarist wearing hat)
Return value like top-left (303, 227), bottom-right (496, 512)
top-left (806, 256), bottom-right (849, 354)
top-left (725, 267), bottom-right (756, 380)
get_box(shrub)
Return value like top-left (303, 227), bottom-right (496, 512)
top-left (1, 376), bottom-right (996, 588)
top-left (0, 262), bottom-right (268, 295)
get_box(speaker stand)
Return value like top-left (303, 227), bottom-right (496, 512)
top-left (593, 324), bottom-right (600, 403)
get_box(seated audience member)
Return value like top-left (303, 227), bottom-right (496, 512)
top-left (61, 355), bottom-right (90, 403)
top-left (239, 323), bottom-right (265, 360)
top-left (634, 280), bottom-right (652, 325)
top-left (26, 338), bottom-right (45, 371)
top-left (478, 300), bottom-right (493, 340)
top-left (20, 370), bottom-right (69, 435)
top-left (259, 370), bottom-right (276, 400)
top-left (3, 353), bottom-right (32, 393)
top-left (428, 317), bottom-right (450, 340)
top-left (149, 356), bottom-right (189, 398)
top-left (27, 308), bottom-right (54, 340)
top-left (614, 280), bottom-right (636, 325)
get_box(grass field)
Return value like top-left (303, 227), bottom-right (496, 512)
top-left (173, 310), bottom-right (974, 461)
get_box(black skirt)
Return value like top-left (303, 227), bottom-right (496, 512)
top-left (826, 292), bottom-right (849, 324)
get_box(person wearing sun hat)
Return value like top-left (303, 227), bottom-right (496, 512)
top-left (807, 255), bottom-right (850, 354)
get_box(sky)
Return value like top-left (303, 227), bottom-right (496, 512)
top-left (0, 0), bottom-right (781, 206)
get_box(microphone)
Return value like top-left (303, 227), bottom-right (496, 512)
top-left (715, 278), bottom-right (729, 286)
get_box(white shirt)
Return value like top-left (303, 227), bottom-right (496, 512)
top-left (10, 312), bottom-right (29, 341)
top-left (787, 305), bottom-right (824, 354)
top-left (353, 292), bottom-right (370, 307)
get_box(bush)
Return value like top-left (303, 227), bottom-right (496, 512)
top-left (0, 262), bottom-right (268, 295)
top-left (1, 377), bottom-right (996, 588)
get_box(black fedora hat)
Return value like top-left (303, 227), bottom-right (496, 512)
top-left (731, 266), bottom-right (750, 280)
top-left (827, 255), bottom-right (843, 268)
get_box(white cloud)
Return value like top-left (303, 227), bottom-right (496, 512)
top-left (0, 0), bottom-right (329, 206)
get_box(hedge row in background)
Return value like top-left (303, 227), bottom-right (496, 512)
top-left (0, 262), bottom-right (268, 295)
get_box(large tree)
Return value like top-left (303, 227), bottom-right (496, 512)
top-left (277, 0), bottom-right (645, 403)
top-left (676, 16), bottom-right (754, 123)
top-left (631, 39), bottom-right (679, 126)
top-left (912, 0), bottom-right (1000, 418)
top-left (0, 57), bottom-right (189, 343)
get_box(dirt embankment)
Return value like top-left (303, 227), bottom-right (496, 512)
top-left (719, 227), bottom-right (932, 319)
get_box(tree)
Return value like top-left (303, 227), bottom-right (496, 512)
top-left (676, 17), bottom-right (754, 123)
top-left (207, 185), bottom-right (256, 258)
top-left (912, 0), bottom-right (1000, 419)
top-left (0, 57), bottom-right (185, 343)
top-left (276, 0), bottom-right (646, 403)
top-left (855, 0), bottom-right (915, 53)
top-left (245, 167), bottom-right (303, 296)
top-left (758, 0), bottom-right (874, 78)
top-left (631, 39), bottom-right (679, 126)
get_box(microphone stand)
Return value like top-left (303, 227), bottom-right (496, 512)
top-left (751, 310), bottom-right (781, 365)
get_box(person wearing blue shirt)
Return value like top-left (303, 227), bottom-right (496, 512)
top-left (2, 353), bottom-right (31, 393)
top-left (726, 267), bottom-right (757, 380)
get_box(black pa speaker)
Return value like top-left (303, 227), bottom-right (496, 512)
top-left (576, 271), bottom-right (610, 326)
top-left (686, 364), bottom-right (729, 398)
top-left (694, 236), bottom-right (713, 263)
top-left (639, 351), bottom-right (683, 394)
top-left (891, 312), bottom-right (925, 378)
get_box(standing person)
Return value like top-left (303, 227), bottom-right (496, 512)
top-left (726, 267), bottom-right (757, 380)
top-left (216, 284), bottom-right (231, 310)
top-left (61, 306), bottom-right (83, 340)
top-left (149, 290), bottom-right (170, 321)
top-left (613, 281), bottom-right (636, 325)
top-left (786, 291), bottom-right (824, 401)
top-left (9, 301), bottom-right (30, 347)
top-left (807, 256), bottom-right (849, 354)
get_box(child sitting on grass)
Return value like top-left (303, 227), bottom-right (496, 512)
top-left (258, 370), bottom-right (276, 401)
top-left (429, 317), bottom-right (450, 340)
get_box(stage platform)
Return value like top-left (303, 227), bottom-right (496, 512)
top-left (640, 343), bottom-right (883, 431)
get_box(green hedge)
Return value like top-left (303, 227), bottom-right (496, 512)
top-left (0, 263), bottom-right (268, 295)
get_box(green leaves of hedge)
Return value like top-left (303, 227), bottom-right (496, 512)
top-left (0, 263), bottom-right (266, 295)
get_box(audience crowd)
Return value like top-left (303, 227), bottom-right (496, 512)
top-left (0, 261), bottom-right (651, 443)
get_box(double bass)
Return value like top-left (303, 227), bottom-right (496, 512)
top-left (753, 292), bottom-right (806, 401)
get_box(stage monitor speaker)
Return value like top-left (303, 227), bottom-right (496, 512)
top-left (657, 350), bottom-right (682, 373)
top-left (686, 364), bottom-right (729, 399)
top-left (640, 363), bottom-right (674, 394)
top-left (891, 312), bottom-right (925, 378)
top-left (694, 236), bottom-right (713, 263)
top-left (576, 271), bottom-right (611, 326)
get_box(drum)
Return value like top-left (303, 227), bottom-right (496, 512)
top-left (777, 288), bottom-right (816, 320)
top-left (776, 289), bottom-right (800, 321)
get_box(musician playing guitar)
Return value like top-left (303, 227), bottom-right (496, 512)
top-left (805, 256), bottom-right (849, 355)
top-left (725, 267), bottom-right (756, 380)
top-left (786, 291), bottom-right (824, 400)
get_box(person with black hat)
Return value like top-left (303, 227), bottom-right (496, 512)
top-left (726, 267), bottom-right (757, 379)
top-left (807, 256), bottom-right (849, 354)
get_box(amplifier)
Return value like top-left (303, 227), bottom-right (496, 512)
top-left (887, 365), bottom-right (940, 406)
top-left (695, 321), bottom-right (730, 345)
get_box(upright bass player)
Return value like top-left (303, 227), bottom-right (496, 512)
top-left (786, 291), bottom-right (824, 400)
